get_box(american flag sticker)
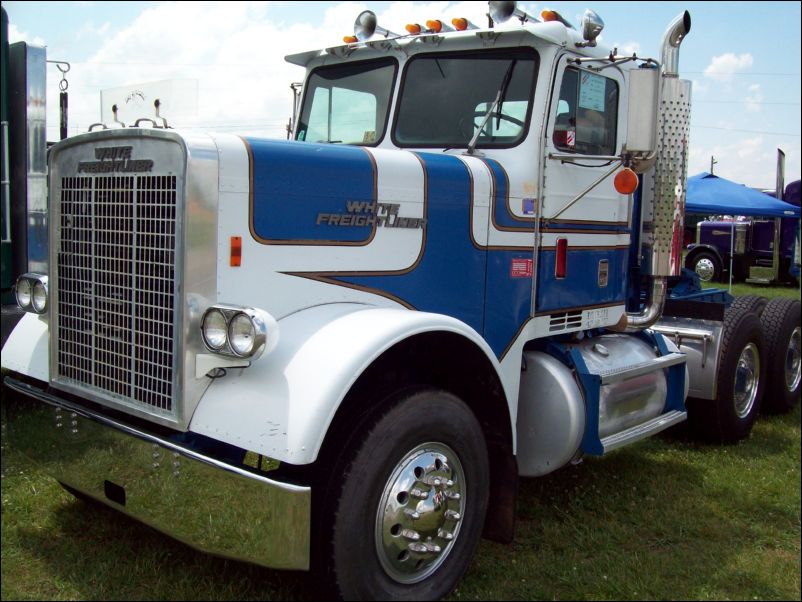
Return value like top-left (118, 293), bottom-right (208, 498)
top-left (511, 258), bottom-right (534, 278)
top-left (522, 198), bottom-right (535, 215)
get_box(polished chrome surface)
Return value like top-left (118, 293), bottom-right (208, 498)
top-left (5, 377), bottom-right (311, 570)
top-left (660, 12), bottom-right (691, 78)
top-left (786, 327), bottom-right (801, 392)
top-left (375, 443), bottom-right (465, 584)
top-left (694, 257), bottom-right (715, 282)
top-left (48, 129), bottom-right (219, 430)
top-left (733, 342), bottom-right (760, 418)
top-left (580, 9), bottom-right (604, 44)
top-left (51, 136), bottom-right (182, 422)
top-left (653, 317), bottom-right (723, 400)
top-left (626, 277), bottom-right (667, 331)
top-left (517, 351), bottom-right (585, 477)
top-left (576, 334), bottom-right (672, 439)
top-left (601, 410), bottom-right (686, 453)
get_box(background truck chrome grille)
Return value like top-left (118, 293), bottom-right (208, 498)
top-left (56, 174), bottom-right (178, 413)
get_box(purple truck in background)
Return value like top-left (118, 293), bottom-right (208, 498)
top-left (685, 179), bottom-right (801, 285)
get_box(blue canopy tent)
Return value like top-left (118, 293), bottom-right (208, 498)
top-left (686, 172), bottom-right (800, 218)
top-left (685, 173), bottom-right (800, 289)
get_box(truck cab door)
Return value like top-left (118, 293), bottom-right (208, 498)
top-left (537, 59), bottom-right (629, 315)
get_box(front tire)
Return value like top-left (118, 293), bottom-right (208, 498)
top-left (326, 389), bottom-right (489, 601)
top-left (689, 251), bottom-right (721, 283)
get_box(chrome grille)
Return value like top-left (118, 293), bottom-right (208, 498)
top-left (56, 174), bottom-right (178, 413)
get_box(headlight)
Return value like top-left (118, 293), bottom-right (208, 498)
top-left (15, 273), bottom-right (48, 314)
top-left (32, 280), bottom-right (48, 312)
top-left (200, 305), bottom-right (275, 361)
top-left (16, 278), bottom-right (32, 309)
top-left (229, 312), bottom-right (257, 357)
top-left (202, 309), bottom-right (228, 350)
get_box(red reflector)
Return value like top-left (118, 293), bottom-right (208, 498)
top-left (556, 238), bottom-right (568, 279)
top-left (230, 236), bottom-right (242, 267)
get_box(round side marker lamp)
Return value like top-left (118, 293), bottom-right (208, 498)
top-left (614, 168), bottom-right (639, 195)
top-left (405, 23), bottom-right (422, 35)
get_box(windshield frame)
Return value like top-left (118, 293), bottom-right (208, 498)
top-left (295, 56), bottom-right (399, 147)
top-left (391, 47), bottom-right (539, 150)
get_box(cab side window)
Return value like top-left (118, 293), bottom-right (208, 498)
top-left (553, 68), bottom-right (619, 155)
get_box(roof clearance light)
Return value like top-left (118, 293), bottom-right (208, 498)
top-left (541, 9), bottom-right (574, 28)
top-left (452, 17), bottom-right (475, 31)
top-left (426, 19), bottom-right (453, 33)
top-left (614, 168), bottom-right (639, 195)
top-left (406, 23), bottom-right (423, 35)
top-left (343, 35), bottom-right (359, 44)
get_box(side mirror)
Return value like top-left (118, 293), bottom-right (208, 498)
top-left (624, 68), bottom-right (660, 172)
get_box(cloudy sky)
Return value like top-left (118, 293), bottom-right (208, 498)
top-left (5, 1), bottom-right (801, 189)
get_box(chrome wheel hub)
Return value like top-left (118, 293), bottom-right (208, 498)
top-left (694, 258), bottom-right (715, 281)
top-left (786, 327), bottom-right (801, 392)
top-left (733, 342), bottom-right (760, 418)
top-left (375, 443), bottom-right (465, 584)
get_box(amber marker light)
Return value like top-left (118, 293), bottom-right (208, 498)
top-left (343, 35), bottom-right (358, 43)
top-left (426, 19), bottom-right (444, 33)
top-left (614, 168), bottom-right (639, 195)
top-left (541, 10), bottom-right (559, 22)
top-left (452, 17), bottom-right (469, 31)
top-left (230, 236), bottom-right (242, 267)
top-left (405, 23), bottom-right (422, 34)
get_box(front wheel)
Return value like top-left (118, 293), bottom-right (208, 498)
top-left (325, 389), bottom-right (489, 601)
top-left (689, 251), bottom-right (721, 282)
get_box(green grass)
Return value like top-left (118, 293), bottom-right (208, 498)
top-left (701, 279), bottom-right (801, 300)
top-left (2, 403), bottom-right (799, 601)
top-left (2, 284), bottom-right (800, 600)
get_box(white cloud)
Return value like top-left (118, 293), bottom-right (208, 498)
top-left (744, 83), bottom-right (763, 113)
top-left (8, 22), bottom-right (46, 46)
top-left (703, 52), bottom-right (753, 85)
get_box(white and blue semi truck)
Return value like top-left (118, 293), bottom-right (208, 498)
top-left (3, 2), bottom-right (799, 600)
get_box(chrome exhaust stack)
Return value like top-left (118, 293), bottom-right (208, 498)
top-left (627, 11), bottom-right (692, 331)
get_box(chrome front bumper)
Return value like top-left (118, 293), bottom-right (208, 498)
top-left (3, 376), bottom-right (311, 570)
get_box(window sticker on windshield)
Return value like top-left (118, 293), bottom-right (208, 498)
top-left (579, 72), bottom-right (606, 112)
top-left (363, 131), bottom-right (376, 143)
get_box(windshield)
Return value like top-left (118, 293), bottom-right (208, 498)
top-left (393, 49), bottom-right (538, 148)
top-left (296, 58), bottom-right (397, 145)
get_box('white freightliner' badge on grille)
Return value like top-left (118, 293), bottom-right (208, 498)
top-left (77, 146), bottom-right (154, 174)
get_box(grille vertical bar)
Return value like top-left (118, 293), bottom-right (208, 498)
top-left (56, 174), bottom-right (178, 414)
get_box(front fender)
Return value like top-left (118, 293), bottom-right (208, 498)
top-left (188, 304), bottom-right (502, 465)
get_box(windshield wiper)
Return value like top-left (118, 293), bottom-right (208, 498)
top-left (467, 59), bottom-right (517, 155)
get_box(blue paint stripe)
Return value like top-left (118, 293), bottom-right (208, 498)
top-left (335, 152), bottom-right (486, 336)
top-left (484, 159), bottom-right (535, 231)
top-left (328, 152), bottom-right (533, 358)
top-left (246, 138), bottom-right (375, 243)
top-left (536, 248), bottom-right (628, 312)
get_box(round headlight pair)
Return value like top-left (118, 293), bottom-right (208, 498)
top-left (15, 274), bottom-right (48, 314)
top-left (201, 306), bottom-right (270, 359)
